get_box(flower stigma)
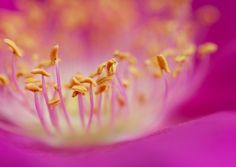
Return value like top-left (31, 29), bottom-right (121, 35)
top-left (0, 0), bottom-right (218, 148)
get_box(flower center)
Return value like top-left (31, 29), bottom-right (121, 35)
top-left (0, 0), bottom-right (218, 148)
top-left (0, 39), bottom-right (217, 147)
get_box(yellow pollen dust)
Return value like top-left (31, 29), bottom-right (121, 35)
top-left (3, 38), bottom-right (23, 57)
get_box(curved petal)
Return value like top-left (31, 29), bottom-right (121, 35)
top-left (0, 111), bottom-right (236, 167)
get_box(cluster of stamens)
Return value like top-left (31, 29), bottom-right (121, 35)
top-left (0, 37), bottom-right (218, 146)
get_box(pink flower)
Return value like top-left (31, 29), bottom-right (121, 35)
top-left (0, 0), bottom-right (236, 166)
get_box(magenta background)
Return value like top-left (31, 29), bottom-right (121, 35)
top-left (0, 0), bottom-right (236, 167)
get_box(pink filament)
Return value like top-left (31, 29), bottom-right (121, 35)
top-left (87, 85), bottom-right (94, 130)
top-left (34, 92), bottom-right (50, 134)
top-left (110, 81), bottom-right (115, 124)
top-left (96, 93), bottom-right (102, 125)
top-left (115, 75), bottom-right (129, 112)
top-left (11, 55), bottom-right (22, 95)
top-left (41, 76), bottom-right (59, 130)
top-left (78, 94), bottom-right (85, 128)
top-left (55, 64), bottom-right (71, 127)
top-left (163, 75), bottom-right (169, 100)
top-left (11, 55), bottom-right (35, 114)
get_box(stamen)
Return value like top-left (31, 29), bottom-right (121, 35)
top-left (96, 93), bottom-right (102, 125)
top-left (95, 82), bottom-right (110, 95)
top-left (51, 45), bottom-right (71, 127)
top-left (48, 97), bottom-right (60, 107)
top-left (31, 68), bottom-right (51, 77)
top-left (25, 83), bottom-right (42, 92)
top-left (50, 45), bottom-right (59, 65)
top-left (77, 94), bottom-right (85, 128)
top-left (113, 50), bottom-right (129, 60)
top-left (0, 74), bottom-right (9, 86)
top-left (34, 92), bottom-right (50, 134)
top-left (110, 81), bottom-right (116, 124)
top-left (72, 85), bottom-right (88, 95)
top-left (30, 68), bottom-right (59, 129)
top-left (41, 75), bottom-right (59, 130)
top-left (198, 42), bottom-right (218, 57)
top-left (175, 55), bottom-right (188, 63)
top-left (87, 84), bottom-right (94, 130)
top-left (3, 38), bottom-right (23, 57)
top-left (156, 55), bottom-right (171, 74)
top-left (3, 39), bottom-right (25, 97)
top-left (96, 76), bottom-right (113, 85)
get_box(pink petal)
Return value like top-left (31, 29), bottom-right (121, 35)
top-left (0, 111), bottom-right (236, 167)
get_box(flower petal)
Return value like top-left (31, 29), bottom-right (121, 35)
top-left (0, 111), bottom-right (236, 167)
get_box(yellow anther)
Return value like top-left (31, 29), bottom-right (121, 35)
top-left (95, 83), bottom-right (110, 94)
top-left (16, 72), bottom-right (26, 78)
top-left (107, 63), bottom-right (117, 76)
top-left (0, 74), bottom-right (9, 86)
top-left (117, 94), bottom-right (125, 107)
top-left (48, 97), bottom-right (60, 107)
top-left (129, 65), bottom-right (141, 78)
top-left (72, 76), bottom-right (81, 85)
top-left (122, 79), bottom-right (130, 88)
top-left (175, 55), bottom-right (187, 63)
top-left (31, 68), bottom-right (51, 77)
top-left (96, 76), bottom-right (113, 85)
top-left (25, 77), bottom-right (40, 84)
top-left (97, 62), bottom-right (107, 75)
top-left (3, 38), bottom-right (23, 57)
top-left (89, 71), bottom-right (97, 78)
top-left (54, 84), bottom-right (58, 91)
top-left (113, 50), bottom-right (129, 60)
top-left (173, 66), bottom-right (182, 78)
top-left (156, 55), bottom-right (171, 73)
top-left (128, 55), bottom-right (137, 65)
top-left (198, 42), bottom-right (218, 57)
top-left (74, 73), bottom-right (84, 81)
top-left (80, 77), bottom-right (97, 86)
top-left (71, 85), bottom-right (87, 95)
top-left (183, 44), bottom-right (196, 56)
top-left (72, 91), bottom-right (79, 98)
top-left (25, 83), bottom-right (42, 92)
top-left (106, 58), bottom-right (118, 76)
top-left (50, 45), bottom-right (59, 65)
top-left (37, 60), bottom-right (51, 68)
top-left (153, 70), bottom-right (162, 78)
